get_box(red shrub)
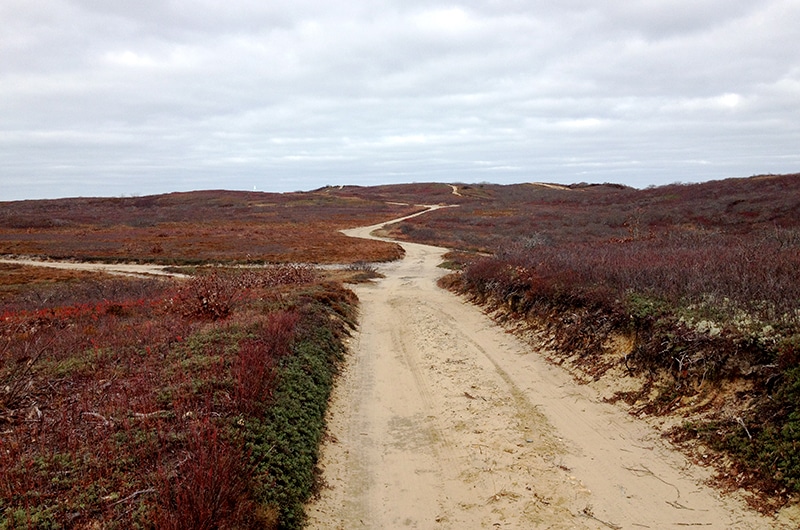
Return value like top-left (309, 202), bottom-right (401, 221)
top-left (233, 339), bottom-right (277, 413)
top-left (154, 420), bottom-right (255, 529)
top-left (233, 310), bottom-right (300, 412)
top-left (169, 273), bottom-right (237, 320)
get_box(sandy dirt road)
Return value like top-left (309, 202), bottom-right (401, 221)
top-left (307, 210), bottom-right (791, 529)
top-left (0, 257), bottom-right (187, 278)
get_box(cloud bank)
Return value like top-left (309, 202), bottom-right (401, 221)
top-left (2, 0), bottom-right (799, 200)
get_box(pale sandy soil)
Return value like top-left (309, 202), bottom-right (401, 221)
top-left (305, 210), bottom-right (796, 529)
top-left (0, 257), bottom-right (187, 278)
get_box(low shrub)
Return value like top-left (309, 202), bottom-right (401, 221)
top-left (169, 272), bottom-right (237, 320)
top-left (153, 420), bottom-right (257, 529)
top-left (246, 323), bottom-right (345, 529)
top-left (234, 311), bottom-right (300, 414)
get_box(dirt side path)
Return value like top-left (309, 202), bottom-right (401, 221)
top-left (305, 213), bottom-right (790, 529)
top-left (0, 257), bottom-right (187, 278)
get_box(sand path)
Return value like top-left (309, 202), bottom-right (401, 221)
top-left (306, 209), bottom-right (788, 529)
top-left (0, 257), bottom-right (187, 278)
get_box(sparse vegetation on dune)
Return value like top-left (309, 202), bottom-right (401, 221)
top-left (397, 174), bottom-right (800, 511)
top-left (321, 182), bottom-right (473, 206)
top-left (385, 176), bottom-right (800, 250)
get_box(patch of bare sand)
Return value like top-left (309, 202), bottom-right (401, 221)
top-left (305, 213), bottom-right (794, 529)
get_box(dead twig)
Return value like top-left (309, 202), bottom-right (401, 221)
top-left (1, 333), bottom-right (54, 414)
top-left (110, 488), bottom-right (156, 507)
top-left (735, 416), bottom-right (752, 440)
top-left (132, 410), bottom-right (171, 419)
top-left (579, 505), bottom-right (622, 529)
top-left (81, 411), bottom-right (112, 426)
top-left (623, 465), bottom-right (682, 500)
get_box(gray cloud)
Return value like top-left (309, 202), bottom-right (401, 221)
top-left (1, 0), bottom-right (799, 200)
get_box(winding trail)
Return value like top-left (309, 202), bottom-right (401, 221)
top-left (2, 207), bottom-right (794, 527)
top-left (308, 209), bottom-right (791, 529)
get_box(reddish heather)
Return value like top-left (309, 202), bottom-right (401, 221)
top-left (0, 189), bottom-right (418, 264)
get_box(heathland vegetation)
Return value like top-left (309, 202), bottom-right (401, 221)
top-left (0, 188), bottom-right (411, 528)
top-left (0, 264), bottom-right (365, 529)
top-left (1, 175), bottom-right (799, 525)
top-left (374, 174), bottom-right (800, 511)
top-left (0, 265), bottom-right (368, 528)
top-left (0, 189), bottom-right (415, 264)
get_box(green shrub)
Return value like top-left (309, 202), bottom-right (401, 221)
top-left (245, 325), bottom-right (344, 529)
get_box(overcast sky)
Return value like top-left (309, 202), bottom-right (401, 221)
top-left (2, 1), bottom-right (799, 200)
